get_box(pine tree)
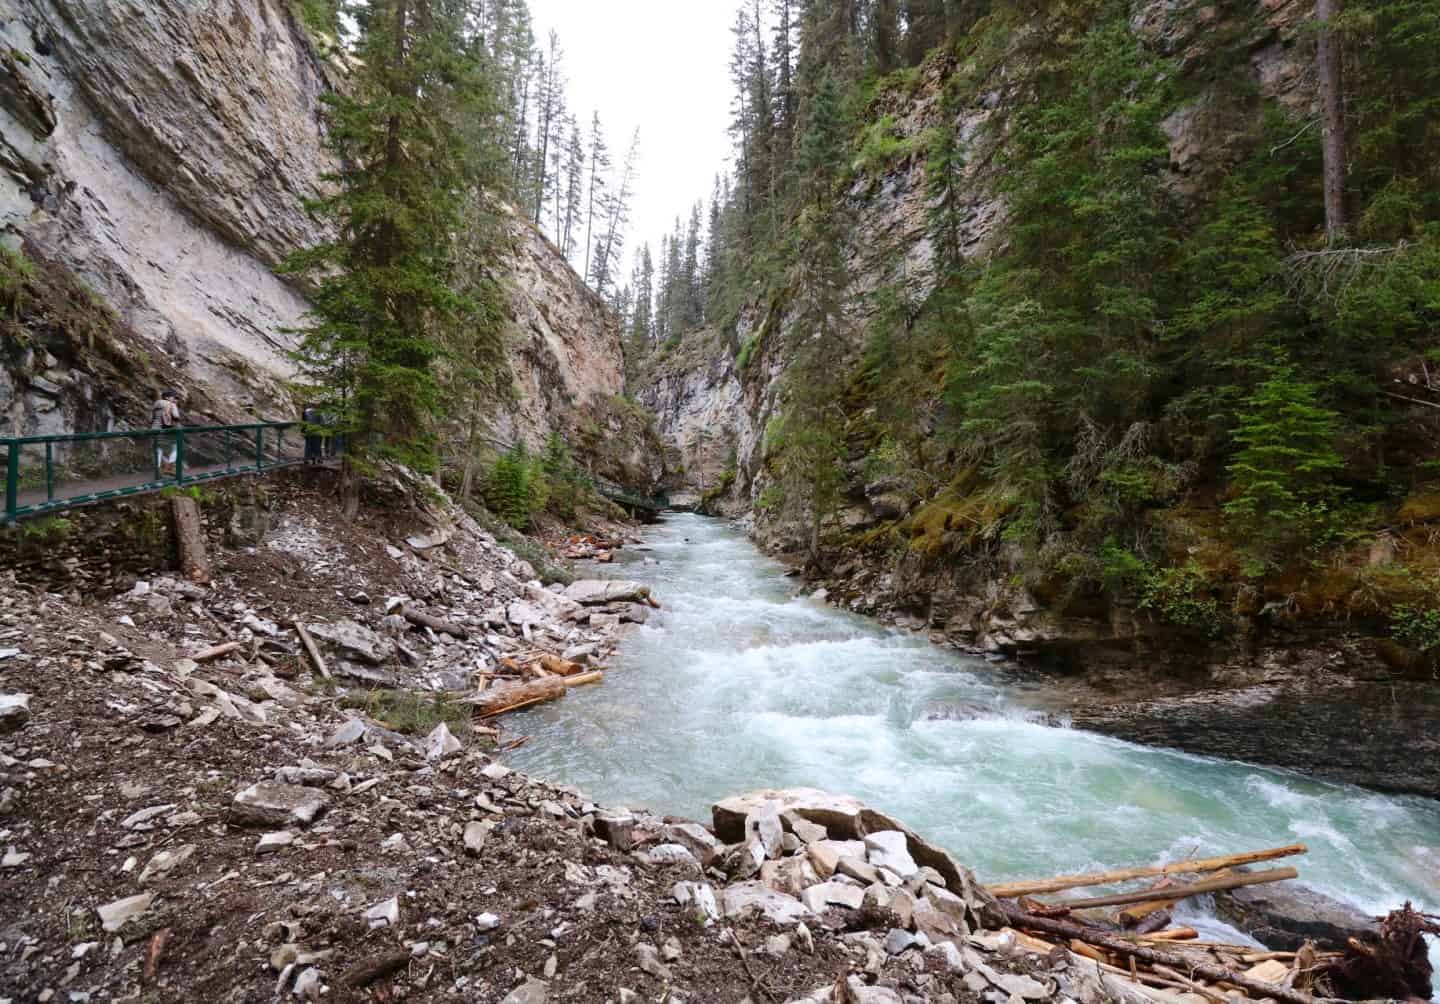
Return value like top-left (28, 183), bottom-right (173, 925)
top-left (591, 129), bottom-right (640, 297)
top-left (768, 68), bottom-right (852, 564)
top-left (284, 0), bottom-right (508, 519)
top-left (561, 118), bottom-right (584, 260)
top-left (532, 30), bottom-right (564, 226)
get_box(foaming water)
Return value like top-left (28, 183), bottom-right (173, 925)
top-left (512, 513), bottom-right (1440, 956)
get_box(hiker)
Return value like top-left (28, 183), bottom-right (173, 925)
top-left (302, 404), bottom-right (324, 464)
top-left (151, 388), bottom-right (183, 476)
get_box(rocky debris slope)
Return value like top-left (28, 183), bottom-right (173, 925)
top-left (1, 557), bottom-right (1150, 1004)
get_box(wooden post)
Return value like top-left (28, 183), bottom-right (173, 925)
top-left (171, 494), bottom-right (212, 584)
top-left (294, 622), bottom-right (332, 681)
top-left (1040, 867), bottom-right (1298, 911)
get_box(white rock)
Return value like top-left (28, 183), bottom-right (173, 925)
top-left (745, 800), bottom-right (785, 859)
top-left (672, 882), bottom-right (720, 926)
top-left (463, 821), bottom-right (493, 856)
top-left (721, 881), bottom-right (811, 925)
top-left (562, 580), bottom-right (651, 605)
top-left (475, 912), bottom-right (501, 931)
top-left (0, 693), bottom-right (32, 733)
top-left (97, 892), bottom-right (154, 933)
top-left (646, 843), bottom-right (700, 870)
top-left (480, 762), bottom-right (512, 780)
top-left (366, 896), bottom-right (400, 930)
top-left (232, 782), bottom-right (330, 829)
top-left (138, 844), bottom-right (194, 884)
top-left (423, 722), bottom-right (462, 761)
top-left (121, 804), bottom-right (178, 830)
top-left (800, 881), bottom-right (866, 913)
top-left (500, 977), bottom-right (548, 1004)
top-left (2, 847), bottom-right (31, 868)
top-left (863, 831), bottom-right (918, 878)
top-left (291, 966), bottom-right (323, 1000)
top-left (256, 831), bottom-right (295, 855)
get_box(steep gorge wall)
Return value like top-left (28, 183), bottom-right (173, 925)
top-left (0, 0), bottom-right (623, 455)
top-left (641, 0), bottom-right (1318, 621)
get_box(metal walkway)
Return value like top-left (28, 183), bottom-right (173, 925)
top-left (3, 422), bottom-right (307, 524)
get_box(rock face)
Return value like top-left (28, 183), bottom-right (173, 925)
top-left (0, 2), bottom-right (628, 461)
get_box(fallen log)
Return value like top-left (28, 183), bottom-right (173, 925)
top-left (1003, 908), bottom-right (1329, 1004)
top-left (1134, 928), bottom-right (1199, 942)
top-left (538, 654), bottom-right (586, 677)
top-left (987, 845), bottom-right (1308, 899)
top-left (341, 950), bottom-right (411, 989)
top-left (565, 670), bottom-right (604, 688)
top-left (1050, 867), bottom-right (1298, 911)
top-left (293, 622), bottom-right (332, 681)
top-left (192, 641), bottom-right (245, 664)
top-left (472, 677), bottom-right (567, 718)
top-left (401, 606), bottom-right (468, 640)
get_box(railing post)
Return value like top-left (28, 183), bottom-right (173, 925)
top-left (175, 429), bottom-right (186, 485)
top-left (152, 431), bottom-right (162, 484)
top-left (45, 441), bottom-right (54, 503)
top-left (224, 428), bottom-right (233, 472)
top-left (4, 441), bottom-right (17, 524)
top-left (255, 426), bottom-right (265, 472)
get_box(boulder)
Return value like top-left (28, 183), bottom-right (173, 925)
top-left (0, 694), bottom-right (32, 733)
top-left (800, 881), bottom-right (866, 913)
top-left (1215, 881), bottom-right (1378, 951)
top-left (563, 580), bottom-right (651, 605)
top-left (423, 722), bottom-right (462, 761)
top-left (806, 839), bottom-right (867, 879)
top-left (305, 620), bottom-right (393, 665)
top-left (594, 810), bottom-right (637, 851)
top-left (231, 782), bottom-right (331, 829)
top-left (864, 831), bottom-right (919, 878)
top-left (97, 892), bottom-right (155, 933)
top-left (721, 881), bottom-right (812, 925)
top-left (661, 822), bottom-right (724, 867)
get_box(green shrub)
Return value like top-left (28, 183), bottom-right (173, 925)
top-left (484, 444), bottom-right (548, 530)
top-left (1392, 603), bottom-right (1440, 654)
top-left (1224, 366), bottom-right (1346, 571)
top-left (736, 333), bottom-right (760, 371)
top-left (1139, 561), bottom-right (1226, 635)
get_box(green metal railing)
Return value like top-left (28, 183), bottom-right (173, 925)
top-left (3, 422), bottom-right (304, 525)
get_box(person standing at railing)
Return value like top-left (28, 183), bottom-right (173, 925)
top-left (151, 388), bottom-right (182, 476)
top-left (302, 404), bottom-right (324, 464)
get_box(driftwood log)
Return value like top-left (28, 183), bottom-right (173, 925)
top-left (1003, 908), bottom-right (1331, 1004)
top-left (471, 672), bottom-right (604, 719)
top-left (987, 845), bottom-right (1307, 899)
top-left (1049, 867), bottom-right (1298, 911)
top-left (401, 606), bottom-right (468, 639)
top-left (191, 641), bottom-right (244, 663)
top-left (293, 622), bottom-right (332, 680)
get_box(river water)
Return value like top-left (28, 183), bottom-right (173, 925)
top-left (512, 512), bottom-right (1440, 949)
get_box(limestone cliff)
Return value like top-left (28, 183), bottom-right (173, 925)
top-left (0, 0), bottom-right (625, 463)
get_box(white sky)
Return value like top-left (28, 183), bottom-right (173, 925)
top-left (525, 0), bottom-right (737, 282)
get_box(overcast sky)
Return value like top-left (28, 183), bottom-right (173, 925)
top-left (525, 0), bottom-right (737, 280)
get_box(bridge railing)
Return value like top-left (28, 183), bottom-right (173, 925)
top-left (3, 422), bottom-right (304, 525)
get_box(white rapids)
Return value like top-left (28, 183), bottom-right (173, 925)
top-left (511, 512), bottom-right (1440, 956)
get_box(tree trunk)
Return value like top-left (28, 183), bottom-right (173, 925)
top-left (171, 495), bottom-right (212, 584)
top-left (1316, 0), bottom-right (1347, 241)
top-left (340, 457), bottom-right (361, 522)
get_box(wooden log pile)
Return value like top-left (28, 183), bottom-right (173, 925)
top-left (981, 844), bottom-right (1425, 1003)
top-left (466, 646), bottom-right (606, 720)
